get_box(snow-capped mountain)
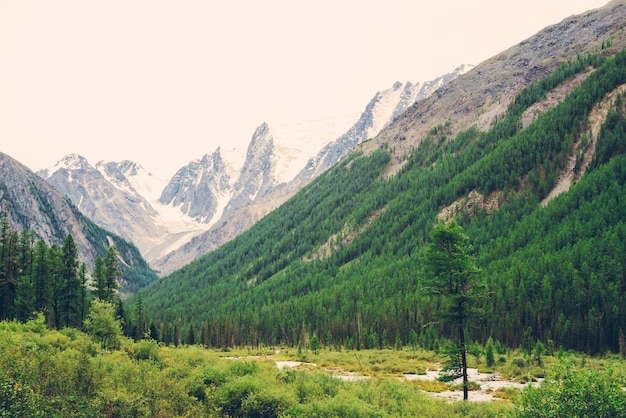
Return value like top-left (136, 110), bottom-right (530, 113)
top-left (0, 152), bottom-right (155, 292)
top-left (297, 64), bottom-right (473, 180)
top-left (38, 155), bottom-right (207, 266)
top-left (40, 65), bottom-right (469, 274)
top-left (226, 123), bottom-right (277, 206)
top-left (159, 149), bottom-right (234, 225)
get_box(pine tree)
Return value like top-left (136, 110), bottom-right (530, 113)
top-left (485, 337), bottom-right (495, 368)
top-left (618, 328), bottom-right (626, 359)
top-left (310, 334), bottom-right (320, 354)
top-left (103, 246), bottom-right (120, 303)
top-left (60, 234), bottom-right (80, 328)
top-left (0, 215), bottom-right (18, 320)
top-left (422, 220), bottom-right (483, 401)
top-left (133, 291), bottom-right (146, 339)
top-left (48, 244), bottom-right (63, 329)
top-left (78, 262), bottom-right (88, 324)
top-left (92, 256), bottom-right (105, 300)
top-left (15, 230), bottom-right (35, 321)
top-left (32, 239), bottom-right (50, 312)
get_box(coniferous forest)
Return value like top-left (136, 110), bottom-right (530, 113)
top-left (2, 44), bottom-right (626, 417)
top-left (138, 50), bottom-right (626, 357)
top-left (0, 213), bottom-right (124, 328)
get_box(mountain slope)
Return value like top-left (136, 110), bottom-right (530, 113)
top-left (296, 64), bottom-right (473, 180)
top-left (1, 152), bottom-right (157, 293)
top-left (140, 1), bottom-right (626, 354)
top-left (366, 0), bottom-right (626, 175)
top-left (159, 149), bottom-right (234, 224)
top-left (151, 69), bottom-right (469, 274)
top-left (39, 155), bottom-right (209, 266)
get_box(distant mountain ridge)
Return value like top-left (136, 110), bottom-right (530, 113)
top-left (297, 64), bottom-right (473, 180)
top-left (0, 152), bottom-right (156, 293)
top-left (39, 66), bottom-right (469, 274)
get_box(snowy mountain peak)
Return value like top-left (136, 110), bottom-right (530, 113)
top-left (249, 123), bottom-right (274, 149)
top-left (59, 153), bottom-right (91, 169)
top-left (295, 65), bottom-right (473, 180)
top-left (116, 160), bottom-right (145, 177)
top-left (454, 63), bottom-right (474, 74)
top-left (41, 154), bottom-right (91, 176)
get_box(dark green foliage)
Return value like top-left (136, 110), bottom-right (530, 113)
top-left (138, 50), bottom-right (626, 359)
top-left (422, 221), bottom-right (482, 399)
top-left (78, 214), bottom-right (158, 294)
top-left (0, 213), bottom-right (142, 331)
top-left (485, 338), bottom-right (495, 368)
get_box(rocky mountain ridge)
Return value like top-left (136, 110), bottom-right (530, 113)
top-left (0, 152), bottom-right (155, 292)
top-left (40, 67), bottom-right (468, 275)
top-left (296, 64), bottom-right (473, 180)
top-left (364, 0), bottom-right (626, 176)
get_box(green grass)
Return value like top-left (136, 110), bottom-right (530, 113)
top-left (2, 317), bottom-right (624, 417)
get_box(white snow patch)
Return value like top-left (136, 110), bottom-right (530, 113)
top-left (206, 189), bottom-right (233, 229)
top-left (269, 114), bottom-right (358, 183)
top-left (126, 168), bottom-right (168, 203)
top-left (221, 144), bottom-right (247, 184)
top-left (366, 84), bottom-right (410, 139)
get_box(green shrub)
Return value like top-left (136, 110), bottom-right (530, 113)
top-left (511, 357), bottom-right (526, 368)
top-left (514, 366), bottom-right (626, 417)
top-left (0, 374), bottom-right (44, 418)
top-left (133, 339), bottom-right (161, 363)
top-left (219, 375), bottom-right (260, 417)
top-left (201, 365), bottom-right (227, 387)
top-left (227, 359), bottom-right (259, 377)
top-left (241, 386), bottom-right (296, 418)
top-left (284, 391), bottom-right (385, 418)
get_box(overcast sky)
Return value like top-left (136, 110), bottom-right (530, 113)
top-left (0, 0), bottom-right (609, 178)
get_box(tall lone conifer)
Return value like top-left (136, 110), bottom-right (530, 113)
top-left (422, 220), bottom-right (482, 401)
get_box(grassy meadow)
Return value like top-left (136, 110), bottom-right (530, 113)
top-left (2, 315), bottom-right (625, 417)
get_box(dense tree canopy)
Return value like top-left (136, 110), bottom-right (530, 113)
top-left (0, 212), bottom-right (124, 330)
top-left (137, 50), bottom-right (626, 355)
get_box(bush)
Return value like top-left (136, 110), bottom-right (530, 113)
top-left (241, 386), bottom-right (295, 418)
top-left (133, 339), bottom-right (161, 363)
top-left (0, 374), bottom-right (43, 418)
top-left (228, 360), bottom-right (259, 377)
top-left (514, 366), bottom-right (626, 417)
top-left (511, 357), bottom-right (526, 368)
top-left (219, 375), bottom-right (260, 417)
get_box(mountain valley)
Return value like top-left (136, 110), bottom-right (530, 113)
top-left (38, 66), bottom-right (471, 274)
top-left (2, 2), bottom-right (626, 416)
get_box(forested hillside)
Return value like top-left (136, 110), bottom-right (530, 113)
top-left (140, 49), bottom-right (626, 355)
top-left (0, 212), bottom-right (135, 328)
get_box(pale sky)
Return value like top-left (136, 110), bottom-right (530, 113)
top-left (0, 0), bottom-right (610, 179)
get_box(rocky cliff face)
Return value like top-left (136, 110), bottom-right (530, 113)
top-left (0, 152), bottom-right (152, 285)
top-left (1, 153), bottom-right (89, 254)
top-left (39, 155), bottom-right (176, 262)
top-left (160, 149), bottom-right (233, 223)
top-left (224, 123), bottom-right (278, 211)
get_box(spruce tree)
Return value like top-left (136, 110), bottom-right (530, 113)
top-left (422, 220), bottom-right (482, 401)
top-left (103, 246), bottom-right (120, 302)
top-left (60, 234), bottom-right (80, 327)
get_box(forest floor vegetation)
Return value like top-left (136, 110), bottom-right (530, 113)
top-left (1, 315), bottom-right (624, 417)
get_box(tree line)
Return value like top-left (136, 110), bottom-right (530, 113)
top-left (136, 49), bottom-right (626, 356)
top-left (0, 212), bottom-right (121, 329)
